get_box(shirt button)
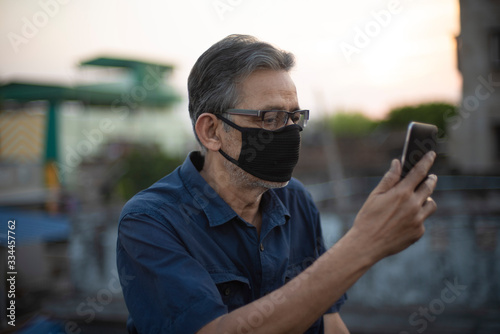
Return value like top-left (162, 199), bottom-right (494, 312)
top-left (224, 287), bottom-right (231, 296)
top-left (260, 243), bottom-right (264, 252)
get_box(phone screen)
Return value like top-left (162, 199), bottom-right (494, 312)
top-left (400, 122), bottom-right (438, 178)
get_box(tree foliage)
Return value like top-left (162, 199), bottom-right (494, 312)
top-left (321, 102), bottom-right (457, 137)
top-left (382, 102), bottom-right (457, 136)
top-left (325, 112), bottom-right (378, 136)
top-left (117, 144), bottom-right (183, 200)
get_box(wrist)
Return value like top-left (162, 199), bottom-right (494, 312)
top-left (339, 226), bottom-right (383, 267)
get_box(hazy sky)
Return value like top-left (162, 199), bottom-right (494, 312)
top-left (0, 0), bottom-right (461, 119)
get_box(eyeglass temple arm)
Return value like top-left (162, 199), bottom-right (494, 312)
top-left (225, 109), bottom-right (263, 117)
top-left (226, 109), bottom-right (309, 117)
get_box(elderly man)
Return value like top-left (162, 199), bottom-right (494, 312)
top-left (116, 34), bottom-right (437, 334)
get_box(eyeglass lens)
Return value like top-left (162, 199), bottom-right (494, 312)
top-left (262, 111), bottom-right (305, 129)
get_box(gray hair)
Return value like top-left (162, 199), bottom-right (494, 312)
top-left (188, 34), bottom-right (295, 146)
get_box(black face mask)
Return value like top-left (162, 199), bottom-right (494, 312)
top-left (216, 115), bottom-right (302, 183)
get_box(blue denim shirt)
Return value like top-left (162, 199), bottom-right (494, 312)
top-left (116, 152), bottom-right (346, 334)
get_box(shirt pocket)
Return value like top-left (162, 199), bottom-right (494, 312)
top-left (284, 262), bottom-right (304, 284)
top-left (210, 272), bottom-right (251, 312)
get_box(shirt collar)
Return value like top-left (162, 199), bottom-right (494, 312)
top-left (179, 151), bottom-right (290, 229)
top-left (260, 189), bottom-right (291, 237)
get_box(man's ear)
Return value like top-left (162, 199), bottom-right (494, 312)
top-left (195, 113), bottom-right (222, 152)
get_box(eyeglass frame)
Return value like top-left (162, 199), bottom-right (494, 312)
top-left (224, 108), bottom-right (309, 129)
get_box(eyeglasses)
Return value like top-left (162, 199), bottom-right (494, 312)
top-left (224, 109), bottom-right (309, 130)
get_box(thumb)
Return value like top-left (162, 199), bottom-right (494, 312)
top-left (373, 159), bottom-right (401, 194)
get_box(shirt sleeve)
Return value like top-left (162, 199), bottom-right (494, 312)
top-left (116, 211), bottom-right (227, 334)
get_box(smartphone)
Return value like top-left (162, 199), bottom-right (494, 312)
top-left (400, 122), bottom-right (438, 178)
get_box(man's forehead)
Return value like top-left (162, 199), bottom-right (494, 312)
top-left (236, 69), bottom-right (299, 110)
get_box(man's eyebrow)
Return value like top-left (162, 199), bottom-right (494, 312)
top-left (261, 105), bottom-right (301, 111)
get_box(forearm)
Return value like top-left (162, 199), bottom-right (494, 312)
top-left (199, 230), bottom-right (373, 334)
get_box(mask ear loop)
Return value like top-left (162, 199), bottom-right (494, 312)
top-left (218, 148), bottom-right (241, 167)
top-left (215, 114), bottom-right (244, 167)
top-left (216, 114), bottom-right (245, 132)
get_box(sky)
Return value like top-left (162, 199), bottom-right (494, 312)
top-left (0, 0), bottom-right (461, 120)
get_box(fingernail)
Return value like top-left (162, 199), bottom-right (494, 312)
top-left (391, 159), bottom-right (398, 169)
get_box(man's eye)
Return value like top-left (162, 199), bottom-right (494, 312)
top-left (263, 115), bottom-right (278, 124)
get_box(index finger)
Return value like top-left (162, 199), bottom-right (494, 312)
top-left (400, 151), bottom-right (436, 190)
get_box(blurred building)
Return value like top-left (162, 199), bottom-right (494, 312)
top-left (0, 56), bottom-right (183, 331)
top-left (448, 0), bottom-right (500, 175)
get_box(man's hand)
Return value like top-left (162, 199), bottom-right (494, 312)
top-left (324, 313), bottom-right (350, 334)
top-left (349, 151), bottom-right (438, 262)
